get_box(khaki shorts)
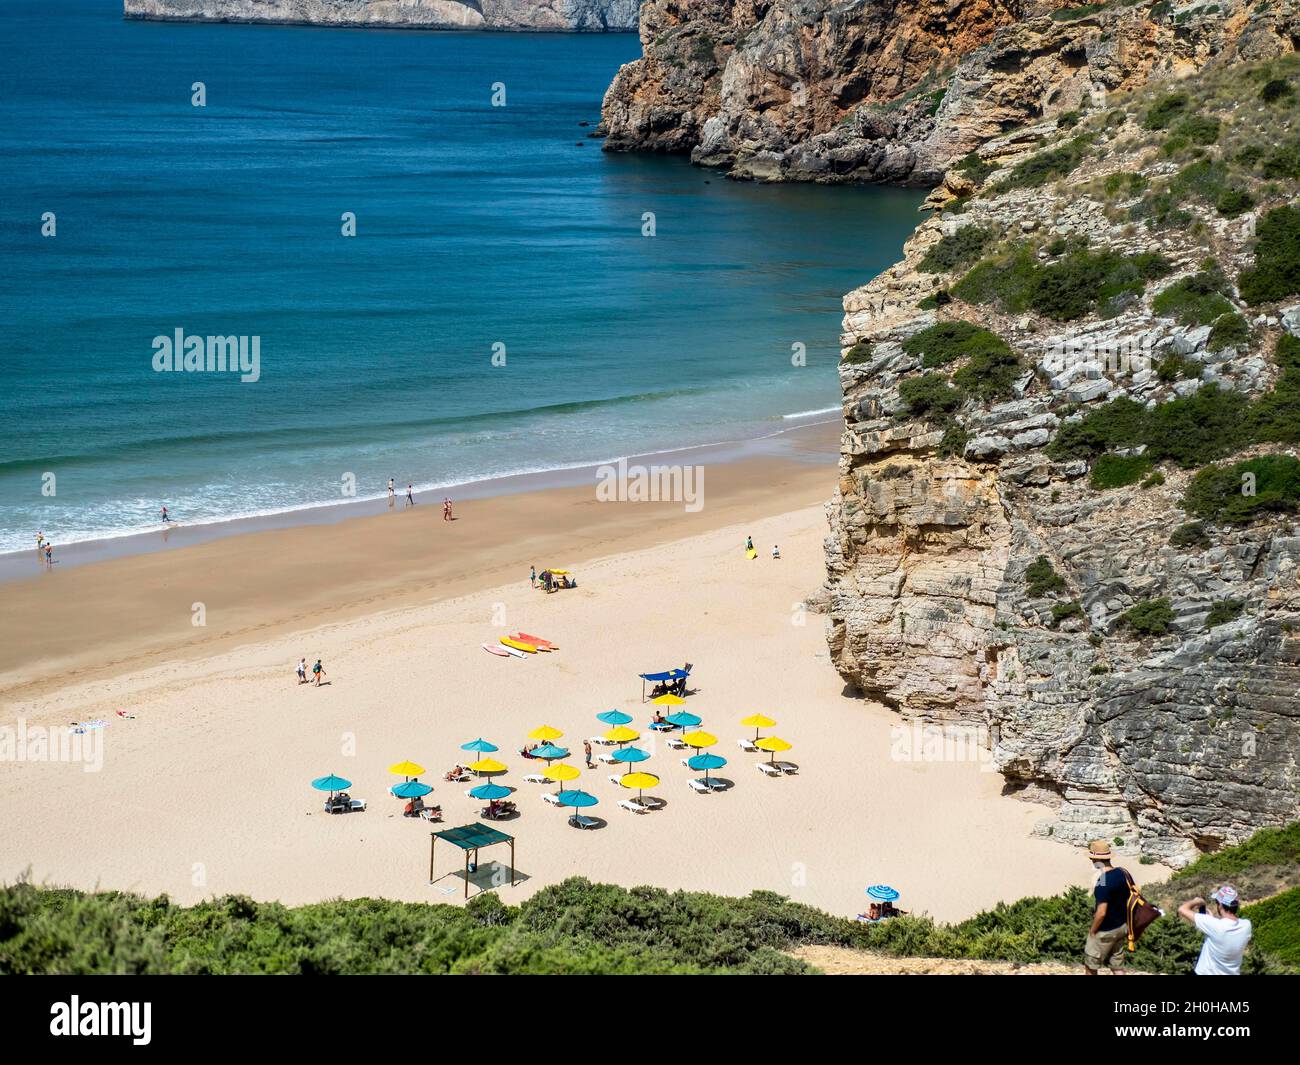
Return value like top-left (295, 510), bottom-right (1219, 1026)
top-left (1084, 924), bottom-right (1128, 970)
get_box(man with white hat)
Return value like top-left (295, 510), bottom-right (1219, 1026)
top-left (1179, 885), bottom-right (1252, 975)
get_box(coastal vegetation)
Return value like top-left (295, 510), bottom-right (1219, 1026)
top-left (5, 820), bottom-right (1296, 975)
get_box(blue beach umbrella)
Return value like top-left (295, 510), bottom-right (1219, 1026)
top-left (557, 789), bottom-right (598, 826)
top-left (665, 711), bottom-right (702, 729)
top-left (311, 774), bottom-right (352, 793)
top-left (597, 709), bottom-right (633, 726)
top-left (530, 743), bottom-right (569, 762)
top-left (391, 780), bottom-right (432, 799)
top-left (866, 885), bottom-right (900, 902)
top-left (461, 738), bottom-right (499, 754)
top-left (611, 746), bottom-right (650, 771)
top-left (687, 752), bottom-right (726, 786)
top-left (468, 782), bottom-right (513, 801)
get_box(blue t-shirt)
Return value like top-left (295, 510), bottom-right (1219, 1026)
top-left (1094, 867), bottom-right (1129, 931)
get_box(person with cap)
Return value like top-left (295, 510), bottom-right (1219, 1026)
top-left (1179, 885), bottom-right (1252, 975)
top-left (1083, 839), bottom-right (1131, 975)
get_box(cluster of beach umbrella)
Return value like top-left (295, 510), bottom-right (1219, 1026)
top-left (310, 706), bottom-right (794, 823)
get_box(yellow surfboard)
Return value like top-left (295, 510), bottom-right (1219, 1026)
top-left (501, 636), bottom-right (537, 653)
top-left (746, 547), bottom-right (757, 560)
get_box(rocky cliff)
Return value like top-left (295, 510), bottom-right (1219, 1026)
top-left (123, 0), bottom-right (642, 32)
top-left (600, 0), bottom-right (1300, 184)
top-left (825, 5), bottom-right (1300, 865)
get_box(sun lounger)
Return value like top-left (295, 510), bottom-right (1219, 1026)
top-left (737, 738), bottom-right (759, 752)
top-left (523, 773), bottom-right (550, 784)
top-left (775, 761), bottom-right (799, 775)
top-left (756, 762), bottom-right (782, 777)
top-left (569, 814), bottom-right (598, 829)
top-left (639, 796), bottom-right (666, 809)
top-left (666, 737), bottom-right (689, 750)
top-left (589, 735), bottom-right (617, 746)
top-left (541, 793), bottom-right (561, 806)
top-left (418, 807), bottom-right (442, 822)
top-left (595, 753), bottom-right (619, 765)
top-left (687, 779), bottom-right (712, 794)
top-left (326, 798), bottom-right (367, 814)
top-left (608, 774), bottom-right (626, 786)
top-left (704, 779), bottom-right (727, 791)
top-left (619, 799), bottom-right (650, 814)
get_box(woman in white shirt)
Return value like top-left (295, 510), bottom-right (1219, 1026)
top-left (1178, 885), bottom-right (1252, 975)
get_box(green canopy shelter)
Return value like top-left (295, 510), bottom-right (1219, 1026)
top-left (429, 822), bottom-right (517, 898)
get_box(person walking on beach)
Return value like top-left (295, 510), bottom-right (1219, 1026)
top-left (1083, 840), bottom-right (1130, 975)
top-left (312, 659), bottom-right (326, 686)
top-left (1179, 885), bottom-right (1252, 975)
top-left (43, 543), bottom-right (54, 568)
top-left (771, 544), bottom-right (781, 560)
top-left (296, 657), bottom-right (307, 685)
top-left (406, 484), bottom-right (415, 507)
top-left (530, 565), bottom-right (536, 588)
top-left (36, 531), bottom-right (45, 556)
top-left (443, 497), bottom-right (453, 521)
top-left (387, 478), bottom-right (395, 499)
top-left (584, 740), bottom-right (593, 769)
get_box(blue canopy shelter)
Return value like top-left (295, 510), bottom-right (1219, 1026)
top-left (639, 666), bottom-right (691, 702)
top-left (430, 822), bottom-right (516, 898)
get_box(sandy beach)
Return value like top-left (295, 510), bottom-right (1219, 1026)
top-left (0, 450), bottom-right (1109, 924)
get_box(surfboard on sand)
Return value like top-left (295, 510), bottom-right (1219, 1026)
top-left (746, 547), bottom-right (757, 560)
top-left (500, 637), bottom-right (536, 654)
top-left (514, 632), bottom-right (558, 651)
top-left (482, 643), bottom-right (511, 658)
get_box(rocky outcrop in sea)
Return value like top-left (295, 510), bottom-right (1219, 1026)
top-left (123, 0), bottom-right (642, 32)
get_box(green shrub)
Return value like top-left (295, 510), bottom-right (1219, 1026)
top-left (1025, 555), bottom-right (1067, 598)
top-left (1239, 206), bottom-right (1300, 306)
top-left (1047, 397), bottom-right (1149, 460)
top-left (1261, 140), bottom-right (1300, 181)
top-left (917, 289), bottom-right (952, 310)
top-left (1130, 189), bottom-right (1193, 230)
top-left (1215, 186), bottom-right (1255, 219)
top-left (1156, 352), bottom-right (1195, 382)
top-left (938, 424), bottom-right (970, 458)
top-left (1090, 452), bottom-right (1154, 489)
top-left (1151, 268), bottom-right (1234, 326)
top-left (1141, 470), bottom-right (1166, 488)
top-left (1142, 386), bottom-right (1251, 468)
top-left (1051, 2), bottom-right (1106, 19)
top-left (843, 340), bottom-right (874, 364)
top-left (951, 244), bottom-right (1040, 312)
top-left (1170, 157), bottom-right (1230, 203)
top-left (1118, 597), bottom-right (1175, 636)
top-left (955, 151), bottom-right (997, 185)
top-left (1169, 521), bottom-right (1211, 548)
top-left (1244, 888), bottom-right (1300, 967)
top-left (1051, 600), bottom-right (1085, 626)
top-left (998, 136), bottom-right (1091, 190)
top-left (1182, 454), bottom-right (1300, 523)
top-left (1205, 598), bottom-right (1245, 628)
top-left (1207, 312), bottom-right (1250, 351)
top-left (898, 373), bottom-right (964, 419)
top-left (1056, 110), bottom-right (1081, 129)
top-left (903, 321), bottom-right (1009, 368)
top-left (919, 226), bottom-right (996, 274)
top-left (1261, 78), bottom-right (1296, 104)
top-left (951, 340), bottom-right (1023, 401)
top-left (1275, 333), bottom-right (1300, 372)
top-left (1173, 821), bottom-right (1300, 882)
top-left (1174, 114), bottom-right (1220, 146)
top-left (1143, 92), bottom-right (1190, 130)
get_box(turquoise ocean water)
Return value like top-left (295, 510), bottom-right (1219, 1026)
top-left (0, 0), bottom-right (923, 555)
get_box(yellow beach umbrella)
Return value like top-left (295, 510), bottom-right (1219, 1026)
top-left (619, 772), bottom-right (660, 803)
top-left (740, 713), bottom-right (778, 742)
top-left (651, 693), bottom-right (686, 707)
top-left (387, 760), bottom-right (426, 778)
top-left (755, 736), bottom-right (792, 765)
top-left (545, 762), bottom-right (581, 782)
top-left (529, 724), bottom-right (564, 741)
top-left (604, 725), bottom-right (640, 744)
top-left (545, 762), bottom-right (581, 794)
top-left (683, 730), bottom-right (717, 749)
top-left (468, 757), bottom-right (507, 774)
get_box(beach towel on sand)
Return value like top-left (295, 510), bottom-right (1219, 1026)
top-left (69, 719), bottom-right (108, 734)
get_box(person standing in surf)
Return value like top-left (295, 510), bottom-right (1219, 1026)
top-left (160, 505), bottom-right (172, 523)
top-left (406, 484), bottom-right (415, 507)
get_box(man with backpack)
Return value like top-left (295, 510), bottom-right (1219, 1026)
top-left (1083, 839), bottom-right (1132, 975)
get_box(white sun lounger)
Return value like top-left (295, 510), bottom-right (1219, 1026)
top-left (608, 774), bottom-right (627, 786)
top-left (619, 799), bottom-right (650, 814)
top-left (756, 762), bottom-right (782, 777)
top-left (666, 737), bottom-right (689, 750)
top-left (523, 773), bottom-right (551, 784)
top-left (737, 738), bottom-right (759, 752)
top-left (595, 752), bottom-right (619, 765)
top-left (569, 814), bottom-right (599, 829)
top-left (775, 761), bottom-right (799, 775)
top-left (687, 779), bottom-right (712, 794)
top-left (325, 798), bottom-right (367, 813)
top-left (639, 795), bottom-right (666, 809)
top-left (589, 736), bottom-right (617, 746)
top-left (541, 792), bottom-right (562, 806)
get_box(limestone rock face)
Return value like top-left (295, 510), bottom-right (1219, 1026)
top-left (825, 16), bottom-right (1300, 865)
top-left (123, 0), bottom-right (643, 32)
top-left (601, 0), bottom-right (1300, 183)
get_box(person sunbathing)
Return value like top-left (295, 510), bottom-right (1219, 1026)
top-left (444, 765), bottom-right (465, 781)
